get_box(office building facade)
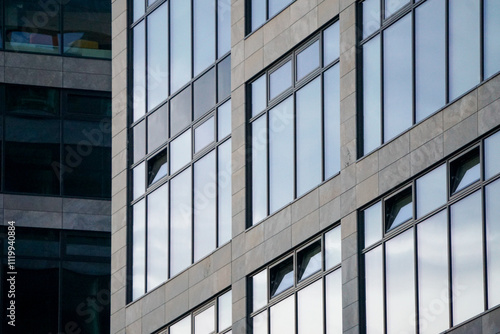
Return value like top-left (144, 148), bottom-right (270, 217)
top-left (112, 0), bottom-right (500, 333)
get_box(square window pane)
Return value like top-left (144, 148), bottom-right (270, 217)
top-left (363, 202), bottom-right (382, 247)
top-left (148, 149), bottom-right (168, 186)
top-left (296, 40), bottom-right (319, 81)
top-left (385, 187), bottom-right (413, 232)
top-left (297, 240), bottom-right (321, 282)
top-left (270, 257), bottom-right (294, 298)
top-left (485, 131), bottom-right (500, 180)
top-left (416, 164), bottom-right (447, 218)
top-left (269, 61), bottom-right (292, 100)
top-left (195, 117), bottom-right (215, 153)
top-left (170, 129), bottom-right (192, 174)
top-left (252, 270), bottom-right (268, 312)
top-left (450, 147), bottom-right (480, 195)
top-left (325, 226), bottom-right (341, 269)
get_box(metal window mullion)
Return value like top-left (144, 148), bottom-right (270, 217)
top-left (215, 142), bottom-right (220, 247)
top-left (321, 60), bottom-right (326, 183)
top-left (445, 0), bottom-right (450, 104)
top-left (411, 6), bottom-right (416, 126)
top-left (382, 239), bottom-right (388, 334)
top-left (481, 182), bottom-right (489, 311)
top-left (480, 0), bottom-right (485, 82)
top-left (413, 222), bottom-right (420, 334)
top-left (379, 31), bottom-right (385, 147)
top-left (293, 91), bottom-right (297, 200)
top-left (447, 205), bottom-right (453, 327)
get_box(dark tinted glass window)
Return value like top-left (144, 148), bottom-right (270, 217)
top-left (67, 93), bottom-right (111, 117)
top-left (170, 87), bottom-right (192, 137)
top-left (65, 234), bottom-right (111, 258)
top-left (297, 240), bottom-right (321, 281)
top-left (270, 257), bottom-right (294, 297)
top-left (148, 149), bottom-right (168, 186)
top-left (6, 85), bottom-right (60, 116)
top-left (385, 187), bottom-right (413, 231)
top-left (14, 229), bottom-right (59, 258)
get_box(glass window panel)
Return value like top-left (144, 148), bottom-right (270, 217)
top-left (252, 116), bottom-right (268, 224)
top-left (15, 229), bottom-right (58, 258)
top-left (269, 61), bottom-right (292, 100)
top-left (362, 0), bottom-right (380, 38)
top-left (296, 77), bottom-right (321, 196)
top-left (450, 147), bottom-right (480, 195)
top-left (297, 240), bottom-right (322, 281)
top-left (269, 0), bottom-right (292, 17)
top-left (218, 141), bottom-right (232, 245)
top-left (363, 35), bottom-right (381, 154)
top-left (296, 41), bottom-right (320, 81)
top-left (269, 97), bottom-right (294, 213)
top-left (170, 87), bottom-right (192, 137)
top-left (218, 0), bottom-right (231, 56)
top-left (195, 117), bottom-right (215, 153)
top-left (384, 0), bottom-right (409, 18)
top-left (133, 22), bottom-right (146, 122)
top-left (148, 149), bottom-right (168, 185)
top-left (252, 270), bottom-right (268, 312)
top-left (450, 191), bottom-right (484, 324)
top-left (298, 280), bottom-right (323, 334)
top-left (365, 246), bottom-right (384, 334)
top-left (147, 183), bottom-right (169, 290)
top-left (417, 210), bottom-right (449, 334)
top-left (170, 168), bottom-right (192, 277)
top-left (218, 56), bottom-right (231, 102)
top-left (147, 3), bottom-right (169, 111)
top-left (170, 129), bottom-right (192, 174)
top-left (194, 0), bottom-right (216, 76)
top-left (449, 0), bottom-right (480, 100)
top-left (326, 269), bottom-right (342, 334)
top-left (133, 121), bottom-right (146, 163)
top-left (6, 85), bottom-right (59, 116)
top-left (270, 257), bottom-right (294, 297)
top-left (415, 0), bottom-right (446, 122)
top-left (385, 187), bottom-right (413, 232)
top-left (485, 131), bottom-right (500, 180)
top-left (383, 14), bottom-right (412, 142)
top-left (195, 305), bottom-right (215, 334)
top-left (252, 75), bottom-right (267, 117)
top-left (325, 226), bottom-right (341, 269)
top-left (171, 0), bottom-right (192, 93)
top-left (270, 295), bottom-right (295, 334)
top-left (218, 290), bottom-right (232, 331)
top-left (133, 199), bottom-right (146, 299)
top-left (66, 93), bottom-right (111, 117)
top-left (148, 103), bottom-right (168, 154)
top-left (363, 202), bottom-right (382, 248)
top-left (134, 0), bottom-right (145, 21)
top-left (484, 0), bottom-right (500, 78)
top-left (171, 316), bottom-right (191, 334)
top-left (194, 151), bottom-right (216, 261)
top-left (386, 229), bottom-right (415, 334)
top-left (416, 164), bottom-right (447, 218)
top-left (133, 162), bottom-right (146, 200)
top-left (324, 64), bottom-right (341, 178)
top-left (194, 68), bottom-right (216, 121)
top-left (323, 22), bottom-right (340, 65)
top-left (486, 179), bottom-right (500, 306)
top-left (251, 0), bottom-right (266, 31)
top-left (218, 100), bottom-right (231, 140)
top-left (252, 311), bottom-right (268, 334)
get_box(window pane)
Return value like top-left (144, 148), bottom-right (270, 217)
top-left (171, 316), bottom-right (191, 334)
top-left (362, 0), bottom-right (380, 38)
top-left (449, 0), bottom-right (480, 100)
top-left (218, 290), bottom-right (232, 331)
top-left (384, 0), bottom-right (409, 18)
top-left (134, 0), bottom-right (145, 21)
top-left (269, 61), bottom-right (292, 100)
top-left (147, 183), bottom-right (169, 290)
top-left (252, 116), bottom-right (268, 224)
top-left (170, 129), bottom-right (192, 174)
top-left (484, 0), bottom-right (500, 78)
top-left (251, 0), bottom-right (266, 31)
top-left (325, 226), bottom-right (341, 269)
top-left (194, 68), bottom-right (216, 121)
top-left (296, 41), bottom-right (320, 81)
top-left (270, 257), bottom-right (294, 297)
top-left (147, 3), bottom-right (169, 111)
top-left (363, 35), bottom-right (381, 154)
top-left (385, 187), bottom-right (413, 232)
top-left (324, 64), bottom-right (341, 178)
top-left (133, 162), bottom-right (146, 200)
top-left (415, 0), bottom-right (445, 122)
top-left (195, 305), bottom-right (215, 334)
top-left (269, 97), bottom-right (294, 213)
top-left (383, 14), bottom-right (412, 142)
top-left (416, 164), bottom-right (447, 218)
top-left (67, 93), bottom-right (111, 117)
top-left (148, 149), bottom-right (168, 186)
top-left (326, 269), bottom-right (342, 334)
top-left (148, 103), bottom-right (168, 153)
top-left (296, 77), bottom-right (321, 196)
top-left (270, 295), bottom-right (295, 334)
top-left (218, 56), bottom-right (231, 102)
top-left (133, 199), bottom-right (146, 299)
top-left (298, 280), bottom-right (323, 334)
top-left (218, 141), bottom-right (232, 244)
top-left (195, 117), bottom-right (215, 153)
top-left (170, 168), bottom-right (192, 277)
top-left (485, 131), bottom-right (500, 180)
top-left (486, 179), bottom-right (500, 306)
top-left (386, 229), bottom-right (415, 334)
top-left (252, 270), bottom-right (268, 311)
top-left (170, 87), bottom-right (192, 137)
top-left (218, 0), bottom-right (231, 56)
top-left (365, 246), bottom-right (384, 334)
top-left (171, 0), bottom-right (192, 93)
top-left (450, 147), bottom-right (480, 195)
top-left (218, 100), bottom-right (231, 140)
top-left (6, 85), bottom-right (59, 116)
top-left (269, 0), bottom-right (292, 17)
top-left (363, 202), bottom-right (382, 248)
top-left (133, 120), bottom-right (146, 163)
top-left (194, 151), bottom-right (216, 261)
top-left (297, 240), bottom-right (321, 281)
top-left (252, 75), bottom-right (267, 117)
top-left (194, 0), bottom-right (216, 76)
top-left (417, 210), bottom-right (449, 334)
top-left (252, 311), bottom-right (268, 334)
top-left (133, 22), bottom-right (146, 122)
top-left (323, 22), bottom-right (340, 65)
top-left (451, 191), bottom-right (484, 324)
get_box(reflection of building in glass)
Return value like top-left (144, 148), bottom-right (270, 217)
top-left (112, 0), bottom-right (500, 333)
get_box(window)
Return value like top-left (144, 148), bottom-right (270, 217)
top-left (247, 0), bottom-right (295, 33)
top-left (361, 130), bottom-right (500, 334)
top-left (249, 226), bottom-right (342, 334)
top-left (360, 0), bottom-right (500, 156)
top-left (249, 22), bottom-right (340, 225)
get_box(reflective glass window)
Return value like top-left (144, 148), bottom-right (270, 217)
top-left (486, 179), bottom-right (500, 307)
top-left (170, 129), bottom-right (192, 174)
top-left (269, 0), bottom-right (292, 17)
top-left (252, 116), bottom-right (268, 224)
top-left (134, 0), bottom-right (145, 22)
top-left (450, 147), bottom-right (480, 195)
top-left (416, 164), bottom-right (446, 218)
top-left (218, 290), bottom-right (232, 331)
top-left (326, 270), bottom-right (342, 334)
top-left (194, 0), bottom-right (216, 76)
top-left (253, 311), bottom-right (268, 334)
top-left (296, 41), bottom-right (320, 81)
top-left (363, 202), bottom-right (382, 247)
top-left (365, 246), bottom-right (384, 334)
top-left (324, 65), bottom-right (341, 178)
top-left (218, 141), bottom-right (232, 244)
top-left (269, 61), bottom-right (292, 100)
top-left (133, 22), bottom-right (146, 121)
top-left (171, 0), bottom-right (192, 93)
top-left (147, 104), bottom-right (168, 154)
top-left (484, 0), bottom-right (500, 78)
top-left (298, 280), bottom-right (323, 334)
top-left (384, 0), bottom-right (409, 18)
top-left (217, 100), bottom-right (231, 140)
top-left (171, 316), bottom-right (191, 334)
top-left (6, 85), bottom-right (59, 116)
top-left (148, 150), bottom-right (168, 186)
top-left (362, 0), bottom-right (380, 38)
top-left (133, 121), bottom-right (146, 163)
top-left (251, 0), bottom-right (266, 31)
top-left (170, 87), bottom-right (192, 137)
top-left (218, 0), bottom-right (231, 56)
top-left (194, 68), bottom-right (216, 121)
top-left (195, 117), bottom-right (215, 153)
top-left (218, 56), bottom-right (231, 102)
top-left (270, 257), bottom-right (294, 298)
top-left (485, 131), bottom-right (500, 179)
top-left (195, 306), bottom-right (215, 334)
top-left (323, 22), bottom-right (339, 65)
top-left (133, 162), bottom-right (146, 200)
top-left (325, 227), bottom-right (341, 269)
top-left (252, 270), bottom-right (268, 311)
top-left (251, 75), bottom-right (267, 117)
top-left (270, 295), bottom-right (295, 334)
top-left (132, 199), bottom-right (146, 299)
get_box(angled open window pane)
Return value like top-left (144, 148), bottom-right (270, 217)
top-left (385, 187), bottom-right (413, 232)
top-left (296, 41), bottom-right (320, 81)
top-left (297, 240), bottom-right (322, 282)
top-left (148, 149), bottom-right (168, 186)
top-left (269, 61), bottom-right (292, 100)
top-left (416, 164), bottom-right (447, 218)
top-left (270, 257), bottom-right (294, 298)
top-left (450, 147), bottom-right (480, 195)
